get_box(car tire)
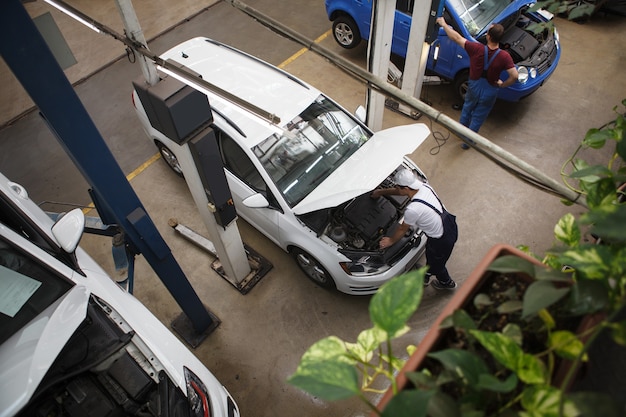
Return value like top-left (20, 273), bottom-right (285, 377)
top-left (332, 15), bottom-right (361, 49)
top-left (291, 248), bottom-right (336, 289)
top-left (453, 70), bottom-right (469, 102)
top-left (156, 141), bottom-right (184, 177)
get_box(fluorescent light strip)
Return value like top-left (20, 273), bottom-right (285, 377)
top-left (156, 64), bottom-right (281, 127)
top-left (43, 0), bottom-right (102, 33)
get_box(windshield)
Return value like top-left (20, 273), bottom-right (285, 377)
top-left (253, 95), bottom-right (371, 207)
top-left (448, 0), bottom-right (509, 36)
top-left (0, 237), bottom-right (73, 345)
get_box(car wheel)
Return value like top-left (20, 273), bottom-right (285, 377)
top-left (291, 248), bottom-right (336, 289)
top-left (332, 15), bottom-right (361, 49)
top-left (156, 141), bottom-right (184, 177)
top-left (454, 70), bottom-right (469, 102)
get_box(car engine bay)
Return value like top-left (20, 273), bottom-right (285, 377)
top-left (298, 168), bottom-right (425, 259)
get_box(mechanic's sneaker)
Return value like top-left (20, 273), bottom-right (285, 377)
top-left (424, 274), bottom-right (431, 286)
top-left (431, 279), bottom-right (457, 290)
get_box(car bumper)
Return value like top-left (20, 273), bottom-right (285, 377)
top-left (498, 41), bottom-right (562, 102)
top-left (332, 242), bottom-right (426, 295)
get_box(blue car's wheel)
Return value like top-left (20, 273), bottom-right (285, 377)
top-left (332, 15), bottom-right (361, 49)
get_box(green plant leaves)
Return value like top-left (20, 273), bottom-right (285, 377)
top-left (287, 336), bottom-right (360, 401)
top-left (548, 330), bottom-right (587, 361)
top-left (381, 389), bottom-right (435, 417)
top-left (554, 213), bottom-right (580, 248)
top-left (470, 330), bottom-right (547, 385)
top-left (488, 255), bottom-right (537, 277)
top-left (522, 281), bottom-right (570, 318)
top-left (520, 385), bottom-right (579, 417)
top-left (369, 268), bottom-right (426, 336)
top-left (427, 349), bottom-right (488, 387)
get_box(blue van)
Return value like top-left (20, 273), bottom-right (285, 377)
top-left (324, 0), bottom-right (561, 102)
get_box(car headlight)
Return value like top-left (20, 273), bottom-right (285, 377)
top-left (516, 66), bottom-right (537, 84)
top-left (184, 367), bottom-right (212, 417)
top-left (339, 251), bottom-right (390, 276)
top-left (517, 66), bottom-right (529, 84)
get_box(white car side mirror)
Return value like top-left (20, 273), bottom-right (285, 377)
top-left (355, 106), bottom-right (366, 123)
top-left (51, 208), bottom-right (85, 253)
top-left (242, 193), bottom-right (270, 209)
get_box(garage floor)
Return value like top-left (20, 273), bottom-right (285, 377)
top-left (1, 1), bottom-right (626, 416)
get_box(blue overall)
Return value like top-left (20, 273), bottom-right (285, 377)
top-left (411, 189), bottom-right (458, 284)
top-left (460, 46), bottom-right (501, 133)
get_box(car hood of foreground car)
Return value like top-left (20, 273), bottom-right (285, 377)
top-left (292, 123), bottom-right (430, 215)
top-left (0, 286), bottom-right (88, 417)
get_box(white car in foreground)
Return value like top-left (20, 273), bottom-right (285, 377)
top-left (0, 173), bottom-right (239, 417)
top-left (132, 37), bottom-right (431, 295)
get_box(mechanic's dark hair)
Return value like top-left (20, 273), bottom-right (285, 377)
top-left (488, 24), bottom-right (505, 43)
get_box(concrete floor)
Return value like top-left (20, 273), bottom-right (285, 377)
top-left (1, 1), bottom-right (626, 416)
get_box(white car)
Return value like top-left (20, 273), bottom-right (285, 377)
top-left (132, 37), bottom-right (431, 295)
top-left (0, 173), bottom-right (239, 417)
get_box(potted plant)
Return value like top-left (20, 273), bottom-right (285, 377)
top-left (287, 101), bottom-right (625, 416)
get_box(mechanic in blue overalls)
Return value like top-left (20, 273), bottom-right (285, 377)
top-left (436, 17), bottom-right (518, 149)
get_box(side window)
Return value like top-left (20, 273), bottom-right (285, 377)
top-left (215, 128), bottom-right (281, 211)
top-left (396, 0), bottom-right (414, 15)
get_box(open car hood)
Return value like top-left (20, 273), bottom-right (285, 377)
top-left (0, 286), bottom-right (88, 417)
top-left (292, 123), bottom-right (430, 215)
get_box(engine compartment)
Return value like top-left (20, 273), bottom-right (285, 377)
top-left (18, 297), bottom-right (190, 417)
top-left (497, 6), bottom-right (558, 72)
top-left (298, 167), bottom-right (423, 254)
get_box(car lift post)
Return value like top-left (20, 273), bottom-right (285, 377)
top-left (0, 0), bottom-right (218, 348)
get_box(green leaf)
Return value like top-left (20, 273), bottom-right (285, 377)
top-left (451, 309), bottom-right (478, 331)
top-left (474, 293), bottom-right (493, 308)
top-left (516, 353), bottom-right (548, 385)
top-left (287, 360), bottom-right (360, 401)
top-left (565, 279), bottom-right (609, 315)
top-left (370, 268), bottom-right (425, 336)
top-left (299, 336), bottom-right (351, 363)
top-left (583, 178), bottom-right (619, 208)
top-left (470, 330), bottom-right (546, 385)
top-left (406, 370), bottom-right (437, 390)
top-left (427, 349), bottom-right (489, 386)
top-left (497, 300), bottom-right (523, 314)
top-left (522, 281), bottom-right (570, 319)
top-left (381, 389), bottom-right (435, 417)
top-left (583, 128), bottom-right (609, 149)
top-left (488, 255), bottom-right (537, 277)
top-left (288, 336), bottom-right (360, 400)
top-left (520, 385), bottom-right (579, 417)
top-left (554, 213), bottom-right (580, 247)
top-left (477, 372), bottom-right (518, 393)
top-left (583, 205), bottom-right (626, 243)
top-left (569, 164), bottom-right (613, 181)
top-left (609, 320), bottom-right (626, 346)
top-left (348, 327), bottom-right (387, 362)
top-left (548, 330), bottom-right (587, 361)
top-left (502, 323), bottom-right (523, 346)
top-left (428, 391), bottom-right (462, 417)
top-left (558, 245), bottom-right (614, 280)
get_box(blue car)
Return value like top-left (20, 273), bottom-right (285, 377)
top-left (325, 0), bottom-right (561, 102)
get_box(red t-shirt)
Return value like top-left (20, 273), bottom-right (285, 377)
top-left (465, 41), bottom-right (515, 86)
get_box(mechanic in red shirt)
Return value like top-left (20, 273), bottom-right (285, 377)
top-left (436, 16), bottom-right (518, 149)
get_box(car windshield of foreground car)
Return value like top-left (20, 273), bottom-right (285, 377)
top-left (253, 95), bottom-right (371, 207)
top-left (0, 238), bottom-right (73, 345)
top-left (448, 0), bottom-right (509, 36)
